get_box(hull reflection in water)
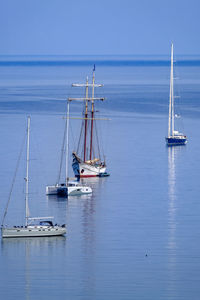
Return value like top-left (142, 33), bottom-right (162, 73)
top-left (167, 146), bottom-right (184, 298)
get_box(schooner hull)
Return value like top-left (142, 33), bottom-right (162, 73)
top-left (72, 160), bottom-right (106, 178)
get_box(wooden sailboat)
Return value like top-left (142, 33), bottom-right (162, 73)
top-left (1, 117), bottom-right (66, 238)
top-left (46, 100), bottom-right (92, 196)
top-left (166, 43), bottom-right (187, 146)
top-left (71, 66), bottom-right (109, 178)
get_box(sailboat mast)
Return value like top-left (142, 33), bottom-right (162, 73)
top-left (171, 43), bottom-right (174, 136)
top-left (90, 66), bottom-right (95, 160)
top-left (25, 117), bottom-right (30, 226)
top-left (65, 100), bottom-right (70, 184)
top-left (69, 72), bottom-right (105, 163)
top-left (168, 44), bottom-right (173, 137)
top-left (84, 77), bottom-right (89, 162)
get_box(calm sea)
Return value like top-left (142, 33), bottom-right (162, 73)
top-left (0, 56), bottom-right (200, 300)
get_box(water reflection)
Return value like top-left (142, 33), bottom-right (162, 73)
top-left (167, 146), bottom-right (182, 297)
top-left (46, 194), bottom-right (68, 202)
top-left (80, 192), bottom-right (96, 297)
top-left (168, 146), bottom-right (177, 252)
top-left (66, 177), bottom-right (106, 298)
top-left (79, 176), bottom-right (108, 185)
top-left (45, 177), bottom-right (106, 297)
top-left (80, 176), bottom-right (108, 197)
top-left (1, 235), bottom-right (66, 248)
top-left (1, 236), bottom-right (66, 300)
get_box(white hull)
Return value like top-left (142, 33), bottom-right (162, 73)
top-left (46, 183), bottom-right (92, 196)
top-left (68, 185), bottom-right (92, 195)
top-left (2, 225), bottom-right (66, 238)
top-left (76, 162), bottom-right (106, 177)
top-left (80, 162), bottom-right (106, 177)
top-left (46, 185), bottom-right (66, 195)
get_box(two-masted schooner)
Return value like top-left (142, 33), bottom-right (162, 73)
top-left (70, 66), bottom-right (109, 178)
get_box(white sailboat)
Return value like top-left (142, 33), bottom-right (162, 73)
top-left (71, 66), bottom-right (109, 178)
top-left (166, 43), bottom-right (187, 146)
top-left (46, 100), bottom-right (92, 196)
top-left (1, 117), bottom-right (66, 238)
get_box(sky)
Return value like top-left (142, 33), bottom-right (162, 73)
top-left (0, 0), bottom-right (200, 55)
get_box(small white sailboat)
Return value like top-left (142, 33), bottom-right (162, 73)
top-left (1, 117), bottom-right (66, 238)
top-left (71, 66), bottom-right (109, 178)
top-left (166, 43), bottom-right (187, 146)
top-left (46, 100), bottom-right (92, 196)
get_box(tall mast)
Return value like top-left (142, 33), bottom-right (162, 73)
top-left (171, 43), bottom-right (174, 136)
top-left (25, 116), bottom-right (30, 226)
top-left (90, 65), bottom-right (95, 160)
top-left (84, 77), bottom-right (89, 162)
top-left (65, 100), bottom-right (70, 184)
top-left (168, 43), bottom-right (174, 137)
top-left (69, 70), bottom-right (104, 162)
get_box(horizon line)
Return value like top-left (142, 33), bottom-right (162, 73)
top-left (0, 54), bottom-right (200, 57)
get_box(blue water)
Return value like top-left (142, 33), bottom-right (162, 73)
top-left (0, 56), bottom-right (200, 299)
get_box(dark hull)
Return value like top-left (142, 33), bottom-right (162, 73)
top-left (166, 137), bottom-right (187, 146)
top-left (72, 158), bottom-right (80, 177)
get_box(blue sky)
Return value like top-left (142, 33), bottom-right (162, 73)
top-left (0, 0), bottom-right (199, 55)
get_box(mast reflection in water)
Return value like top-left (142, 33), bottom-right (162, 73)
top-left (1, 237), bottom-right (66, 300)
top-left (167, 146), bottom-right (183, 298)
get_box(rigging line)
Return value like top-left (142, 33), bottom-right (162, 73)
top-left (77, 119), bottom-right (84, 154)
top-left (102, 114), bottom-right (109, 162)
top-left (91, 113), bottom-right (95, 159)
top-left (77, 104), bottom-right (85, 154)
top-left (30, 122), bottom-right (46, 195)
top-left (94, 119), bottom-right (102, 161)
top-left (173, 56), bottom-right (185, 133)
top-left (1, 131), bottom-right (26, 227)
top-left (69, 119), bottom-right (76, 152)
top-left (56, 118), bottom-right (67, 185)
top-left (96, 105), bottom-right (106, 161)
top-left (100, 117), bottom-right (105, 160)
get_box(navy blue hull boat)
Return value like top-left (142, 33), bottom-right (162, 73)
top-left (166, 135), bottom-right (187, 146)
top-left (166, 44), bottom-right (187, 146)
